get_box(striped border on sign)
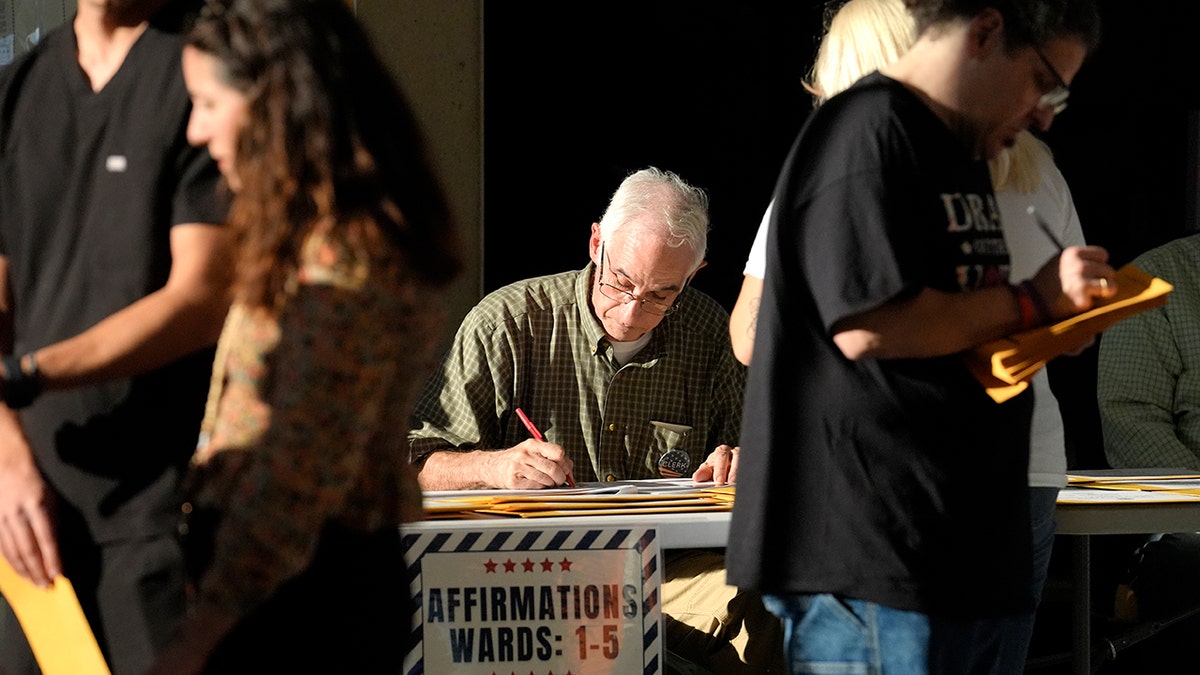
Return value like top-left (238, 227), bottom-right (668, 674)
top-left (402, 525), bottom-right (663, 674)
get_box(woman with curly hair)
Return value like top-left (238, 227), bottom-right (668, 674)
top-left (148, 0), bottom-right (460, 672)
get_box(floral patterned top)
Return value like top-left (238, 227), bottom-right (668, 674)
top-left (188, 231), bottom-right (440, 614)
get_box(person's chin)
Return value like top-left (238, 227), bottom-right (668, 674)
top-left (605, 324), bottom-right (644, 342)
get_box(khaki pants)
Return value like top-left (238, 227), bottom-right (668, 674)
top-left (661, 549), bottom-right (786, 674)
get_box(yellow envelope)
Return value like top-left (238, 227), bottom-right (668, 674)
top-left (966, 264), bottom-right (1173, 403)
top-left (0, 557), bottom-right (110, 675)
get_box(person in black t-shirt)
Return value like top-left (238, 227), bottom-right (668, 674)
top-left (0, 1), bottom-right (232, 672)
top-left (728, 1), bottom-right (1107, 672)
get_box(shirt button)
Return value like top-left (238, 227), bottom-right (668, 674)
top-left (607, 423), bottom-right (616, 432)
top-left (605, 474), bottom-right (616, 482)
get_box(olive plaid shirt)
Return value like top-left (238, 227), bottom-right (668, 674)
top-left (1099, 233), bottom-right (1200, 470)
top-left (409, 265), bottom-right (746, 481)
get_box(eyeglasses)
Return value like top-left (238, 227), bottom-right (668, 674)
top-left (595, 242), bottom-right (686, 317)
top-left (1031, 44), bottom-right (1070, 116)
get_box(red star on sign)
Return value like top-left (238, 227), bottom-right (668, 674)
top-left (522, 558), bottom-right (536, 572)
top-left (559, 557), bottom-right (572, 571)
top-left (484, 559), bottom-right (498, 573)
top-left (504, 558), bottom-right (517, 573)
top-left (540, 557), bottom-right (555, 571)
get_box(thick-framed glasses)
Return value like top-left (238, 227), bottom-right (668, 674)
top-left (1031, 44), bottom-right (1070, 115)
top-left (595, 242), bottom-right (685, 317)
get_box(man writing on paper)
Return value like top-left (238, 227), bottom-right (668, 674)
top-left (409, 167), bottom-right (780, 672)
top-left (0, 0), bottom-right (231, 672)
top-left (727, 0), bottom-right (1112, 671)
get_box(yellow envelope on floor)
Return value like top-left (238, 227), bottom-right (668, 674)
top-left (0, 557), bottom-right (110, 675)
top-left (966, 264), bottom-right (1173, 403)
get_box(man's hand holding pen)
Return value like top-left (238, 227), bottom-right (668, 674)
top-left (693, 444), bottom-right (738, 486)
top-left (1025, 205), bottom-right (1118, 320)
top-left (484, 438), bottom-right (575, 490)
top-left (514, 407), bottom-right (576, 488)
top-left (1026, 245), bottom-right (1118, 324)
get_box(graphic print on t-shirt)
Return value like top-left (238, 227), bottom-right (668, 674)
top-left (941, 191), bottom-right (1010, 291)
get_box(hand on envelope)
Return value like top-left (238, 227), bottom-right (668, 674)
top-left (0, 557), bottom-right (109, 674)
top-left (965, 264), bottom-right (1173, 403)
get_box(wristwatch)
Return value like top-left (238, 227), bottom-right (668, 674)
top-left (2, 352), bottom-right (42, 409)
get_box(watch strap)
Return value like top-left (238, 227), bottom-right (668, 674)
top-left (3, 353), bottom-right (41, 409)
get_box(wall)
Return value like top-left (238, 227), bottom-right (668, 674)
top-left (360, 0), bottom-right (483, 350)
top-left (0, 0), bottom-right (73, 64)
top-left (480, 3), bottom-right (820, 312)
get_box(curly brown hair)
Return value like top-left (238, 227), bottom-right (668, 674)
top-left (186, 0), bottom-right (460, 311)
top-left (902, 0), bottom-right (1100, 51)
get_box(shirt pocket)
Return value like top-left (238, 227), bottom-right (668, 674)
top-left (641, 420), bottom-right (694, 478)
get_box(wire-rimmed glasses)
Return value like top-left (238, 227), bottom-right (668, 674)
top-left (595, 242), bottom-right (686, 317)
top-left (1031, 44), bottom-right (1070, 116)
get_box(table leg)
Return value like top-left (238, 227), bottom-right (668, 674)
top-left (1073, 535), bottom-right (1091, 675)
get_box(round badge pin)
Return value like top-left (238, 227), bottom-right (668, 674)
top-left (657, 448), bottom-right (691, 478)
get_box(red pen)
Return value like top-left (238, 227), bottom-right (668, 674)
top-left (515, 407), bottom-right (576, 487)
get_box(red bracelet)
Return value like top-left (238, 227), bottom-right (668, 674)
top-left (1020, 280), bottom-right (1052, 325)
top-left (1010, 283), bottom-right (1039, 331)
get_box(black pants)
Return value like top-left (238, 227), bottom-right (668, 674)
top-left (198, 522), bottom-right (413, 674)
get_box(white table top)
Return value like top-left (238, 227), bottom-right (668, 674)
top-left (402, 510), bottom-right (733, 549)
top-left (1055, 500), bottom-right (1200, 536)
top-left (408, 469), bottom-right (1200, 551)
top-left (406, 496), bottom-right (1200, 545)
top-left (1056, 471), bottom-right (1200, 535)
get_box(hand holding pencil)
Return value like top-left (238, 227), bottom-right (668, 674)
top-left (1025, 205), bottom-right (1117, 316)
top-left (510, 407), bottom-right (575, 488)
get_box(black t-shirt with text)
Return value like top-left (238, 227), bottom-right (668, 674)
top-left (728, 72), bottom-right (1034, 617)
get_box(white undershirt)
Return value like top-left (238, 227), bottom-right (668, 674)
top-left (610, 332), bottom-right (651, 367)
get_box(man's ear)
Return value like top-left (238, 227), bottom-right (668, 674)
top-left (967, 7), bottom-right (1006, 57)
top-left (589, 223), bottom-right (602, 265)
top-left (689, 259), bottom-right (708, 283)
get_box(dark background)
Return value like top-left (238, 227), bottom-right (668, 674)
top-left (482, 1), bottom-right (1200, 472)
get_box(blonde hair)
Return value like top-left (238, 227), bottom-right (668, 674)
top-left (807, 0), bottom-right (1042, 191)
top-left (989, 131), bottom-right (1044, 194)
top-left (805, 0), bottom-right (917, 104)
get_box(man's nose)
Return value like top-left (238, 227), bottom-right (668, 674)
top-left (1030, 106), bottom-right (1055, 133)
top-left (615, 298), bottom-right (643, 320)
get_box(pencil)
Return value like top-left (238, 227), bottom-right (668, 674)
top-left (1026, 205), bottom-right (1065, 252)
top-left (515, 407), bottom-right (576, 487)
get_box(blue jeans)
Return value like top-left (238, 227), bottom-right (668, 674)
top-left (994, 486), bottom-right (1060, 673)
top-left (763, 593), bottom-right (1014, 675)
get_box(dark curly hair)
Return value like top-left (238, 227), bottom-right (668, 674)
top-left (186, 0), bottom-right (461, 310)
top-left (903, 0), bottom-right (1101, 53)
